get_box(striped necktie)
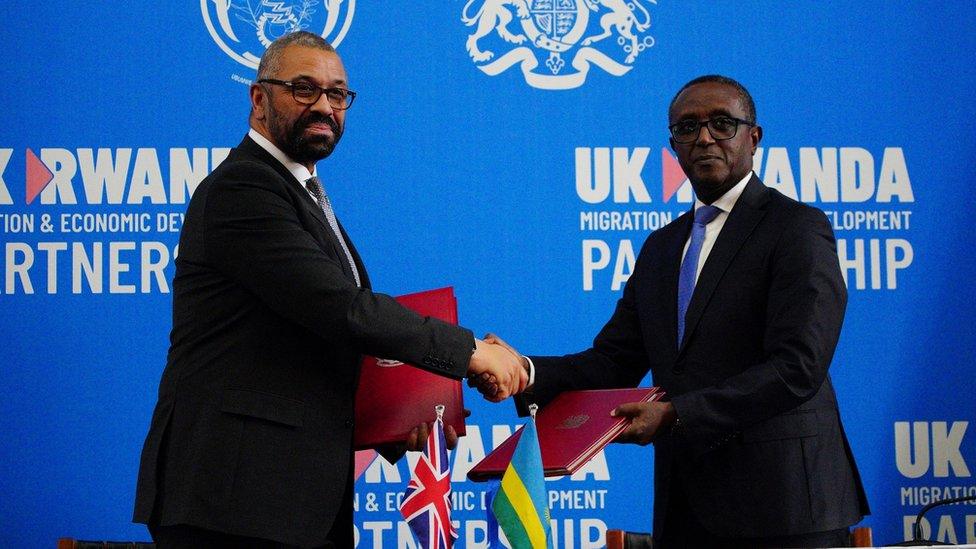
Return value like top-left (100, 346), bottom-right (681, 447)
top-left (305, 176), bottom-right (361, 287)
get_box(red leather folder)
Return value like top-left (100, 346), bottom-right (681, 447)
top-left (467, 387), bottom-right (665, 481)
top-left (353, 287), bottom-right (466, 450)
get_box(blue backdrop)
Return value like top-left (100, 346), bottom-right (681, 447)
top-left (1, 1), bottom-right (975, 546)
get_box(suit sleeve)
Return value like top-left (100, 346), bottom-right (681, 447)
top-left (201, 161), bottom-right (473, 378)
top-left (670, 207), bottom-right (847, 452)
top-left (520, 273), bottom-right (651, 411)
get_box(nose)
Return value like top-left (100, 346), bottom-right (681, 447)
top-left (309, 92), bottom-right (335, 116)
top-left (694, 122), bottom-right (716, 145)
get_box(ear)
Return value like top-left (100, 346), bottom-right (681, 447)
top-left (750, 125), bottom-right (763, 154)
top-left (668, 136), bottom-right (677, 152)
top-left (250, 84), bottom-right (267, 121)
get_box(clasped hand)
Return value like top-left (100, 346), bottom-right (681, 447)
top-left (466, 333), bottom-right (528, 402)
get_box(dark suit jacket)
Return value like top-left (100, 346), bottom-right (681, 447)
top-left (527, 176), bottom-right (869, 539)
top-left (133, 135), bottom-right (473, 547)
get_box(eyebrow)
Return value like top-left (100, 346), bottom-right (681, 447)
top-left (291, 73), bottom-right (348, 87)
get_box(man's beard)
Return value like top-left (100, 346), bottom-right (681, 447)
top-left (269, 108), bottom-right (343, 165)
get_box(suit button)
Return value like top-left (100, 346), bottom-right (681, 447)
top-left (344, 420), bottom-right (354, 428)
top-left (671, 366), bottom-right (684, 375)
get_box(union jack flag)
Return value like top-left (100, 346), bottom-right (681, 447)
top-left (399, 414), bottom-right (457, 549)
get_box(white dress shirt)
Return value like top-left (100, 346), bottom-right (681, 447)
top-left (680, 171), bottom-right (753, 286)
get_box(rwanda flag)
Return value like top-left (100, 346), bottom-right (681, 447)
top-left (491, 419), bottom-right (551, 548)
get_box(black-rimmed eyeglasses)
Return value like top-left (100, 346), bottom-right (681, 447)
top-left (669, 116), bottom-right (753, 144)
top-left (258, 79), bottom-right (356, 110)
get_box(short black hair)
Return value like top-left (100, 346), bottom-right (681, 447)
top-left (668, 75), bottom-right (756, 124)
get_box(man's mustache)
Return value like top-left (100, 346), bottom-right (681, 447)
top-left (297, 113), bottom-right (340, 136)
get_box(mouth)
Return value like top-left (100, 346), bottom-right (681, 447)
top-left (693, 155), bottom-right (723, 164)
top-left (304, 122), bottom-right (334, 137)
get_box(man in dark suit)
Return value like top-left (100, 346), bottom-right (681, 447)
top-left (478, 75), bottom-right (869, 547)
top-left (133, 31), bottom-right (525, 548)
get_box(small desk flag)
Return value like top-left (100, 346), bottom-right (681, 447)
top-left (400, 405), bottom-right (458, 549)
top-left (490, 404), bottom-right (551, 548)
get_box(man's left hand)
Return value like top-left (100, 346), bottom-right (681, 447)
top-left (404, 407), bottom-right (471, 451)
top-left (404, 422), bottom-right (460, 451)
top-left (611, 401), bottom-right (677, 445)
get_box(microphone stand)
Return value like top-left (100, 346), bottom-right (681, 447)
top-left (887, 494), bottom-right (976, 546)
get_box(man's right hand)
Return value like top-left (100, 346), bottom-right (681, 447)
top-left (467, 337), bottom-right (527, 402)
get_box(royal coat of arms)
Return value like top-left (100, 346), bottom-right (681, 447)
top-left (462, 0), bottom-right (655, 89)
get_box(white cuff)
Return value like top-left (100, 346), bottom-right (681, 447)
top-left (524, 356), bottom-right (536, 389)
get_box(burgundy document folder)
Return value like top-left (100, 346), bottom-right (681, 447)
top-left (467, 387), bottom-right (665, 481)
top-left (353, 287), bottom-right (466, 450)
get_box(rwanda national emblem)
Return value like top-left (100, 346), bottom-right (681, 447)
top-left (202, 0), bottom-right (355, 69)
top-left (462, 0), bottom-right (655, 89)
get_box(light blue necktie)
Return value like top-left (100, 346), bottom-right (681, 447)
top-left (305, 176), bottom-right (362, 287)
top-left (677, 205), bottom-right (721, 346)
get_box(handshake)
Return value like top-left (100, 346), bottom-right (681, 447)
top-left (466, 333), bottom-right (528, 403)
top-left (401, 333), bottom-right (676, 454)
top-left (398, 333), bottom-right (524, 455)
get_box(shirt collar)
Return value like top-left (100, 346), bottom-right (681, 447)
top-left (694, 171), bottom-right (753, 214)
top-left (248, 127), bottom-right (316, 183)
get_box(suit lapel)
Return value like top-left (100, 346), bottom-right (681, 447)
top-left (302, 189), bottom-right (361, 285)
top-left (236, 136), bottom-right (297, 188)
top-left (235, 135), bottom-right (362, 285)
top-left (678, 175), bottom-right (769, 355)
